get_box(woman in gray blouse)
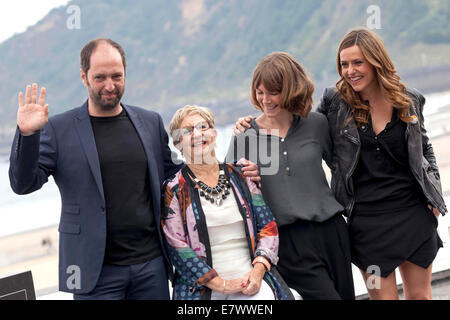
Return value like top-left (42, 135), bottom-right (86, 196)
top-left (227, 52), bottom-right (355, 300)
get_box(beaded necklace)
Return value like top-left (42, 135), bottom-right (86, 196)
top-left (185, 163), bottom-right (231, 207)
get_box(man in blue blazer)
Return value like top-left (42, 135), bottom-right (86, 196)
top-left (8, 39), bottom-right (183, 299)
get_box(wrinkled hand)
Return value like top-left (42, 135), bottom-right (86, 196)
top-left (224, 278), bottom-right (248, 295)
top-left (207, 276), bottom-right (246, 295)
top-left (233, 115), bottom-right (253, 136)
top-left (17, 83), bottom-right (49, 136)
top-left (238, 158), bottom-right (261, 188)
top-left (241, 264), bottom-right (266, 296)
top-left (428, 204), bottom-right (440, 218)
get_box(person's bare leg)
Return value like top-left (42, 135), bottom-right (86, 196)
top-left (398, 261), bottom-right (432, 300)
top-left (360, 269), bottom-right (399, 300)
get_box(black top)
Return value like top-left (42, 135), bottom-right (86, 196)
top-left (226, 112), bottom-right (343, 225)
top-left (90, 108), bottom-right (162, 265)
top-left (353, 108), bottom-right (425, 212)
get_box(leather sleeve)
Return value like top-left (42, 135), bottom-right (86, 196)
top-left (316, 87), bottom-right (337, 116)
top-left (411, 89), bottom-right (440, 177)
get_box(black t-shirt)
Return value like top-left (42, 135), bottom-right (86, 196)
top-left (353, 108), bottom-right (425, 212)
top-left (90, 109), bottom-right (162, 265)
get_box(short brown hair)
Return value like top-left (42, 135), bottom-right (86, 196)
top-left (80, 38), bottom-right (127, 75)
top-left (251, 52), bottom-right (314, 118)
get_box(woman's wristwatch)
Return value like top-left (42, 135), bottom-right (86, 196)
top-left (252, 256), bottom-right (271, 271)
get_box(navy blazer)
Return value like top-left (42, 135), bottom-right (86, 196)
top-left (9, 101), bottom-right (182, 294)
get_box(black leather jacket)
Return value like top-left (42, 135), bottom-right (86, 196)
top-left (317, 87), bottom-right (447, 218)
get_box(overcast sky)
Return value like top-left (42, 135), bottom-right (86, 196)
top-left (0, 0), bottom-right (70, 43)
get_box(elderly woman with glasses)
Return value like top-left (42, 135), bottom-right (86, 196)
top-left (161, 105), bottom-right (294, 300)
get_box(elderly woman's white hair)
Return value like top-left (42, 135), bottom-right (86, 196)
top-left (169, 105), bottom-right (215, 143)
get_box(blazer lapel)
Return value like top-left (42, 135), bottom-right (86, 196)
top-left (124, 105), bottom-right (162, 211)
top-left (74, 101), bottom-right (105, 200)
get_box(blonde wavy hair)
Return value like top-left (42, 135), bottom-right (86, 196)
top-left (336, 28), bottom-right (413, 126)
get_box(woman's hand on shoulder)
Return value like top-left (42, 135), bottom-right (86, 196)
top-left (238, 158), bottom-right (261, 188)
top-left (233, 115), bottom-right (253, 136)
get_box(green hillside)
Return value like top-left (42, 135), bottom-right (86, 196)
top-left (0, 0), bottom-right (449, 153)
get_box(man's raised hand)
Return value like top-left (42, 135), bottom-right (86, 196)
top-left (17, 83), bottom-right (49, 136)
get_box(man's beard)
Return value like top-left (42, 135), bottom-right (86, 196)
top-left (87, 81), bottom-right (124, 111)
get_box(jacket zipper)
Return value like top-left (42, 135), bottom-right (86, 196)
top-left (343, 130), bottom-right (360, 218)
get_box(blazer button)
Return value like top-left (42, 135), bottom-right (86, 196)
top-left (101, 206), bottom-right (105, 213)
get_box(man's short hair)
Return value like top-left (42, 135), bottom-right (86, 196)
top-left (80, 38), bottom-right (126, 75)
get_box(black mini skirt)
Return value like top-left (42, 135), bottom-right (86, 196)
top-left (349, 202), bottom-right (443, 278)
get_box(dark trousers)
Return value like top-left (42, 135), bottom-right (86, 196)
top-left (74, 255), bottom-right (170, 300)
top-left (277, 213), bottom-right (355, 300)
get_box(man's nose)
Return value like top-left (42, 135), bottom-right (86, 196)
top-left (104, 78), bottom-right (115, 91)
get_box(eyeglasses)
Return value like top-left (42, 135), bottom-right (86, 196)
top-left (180, 122), bottom-right (210, 136)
